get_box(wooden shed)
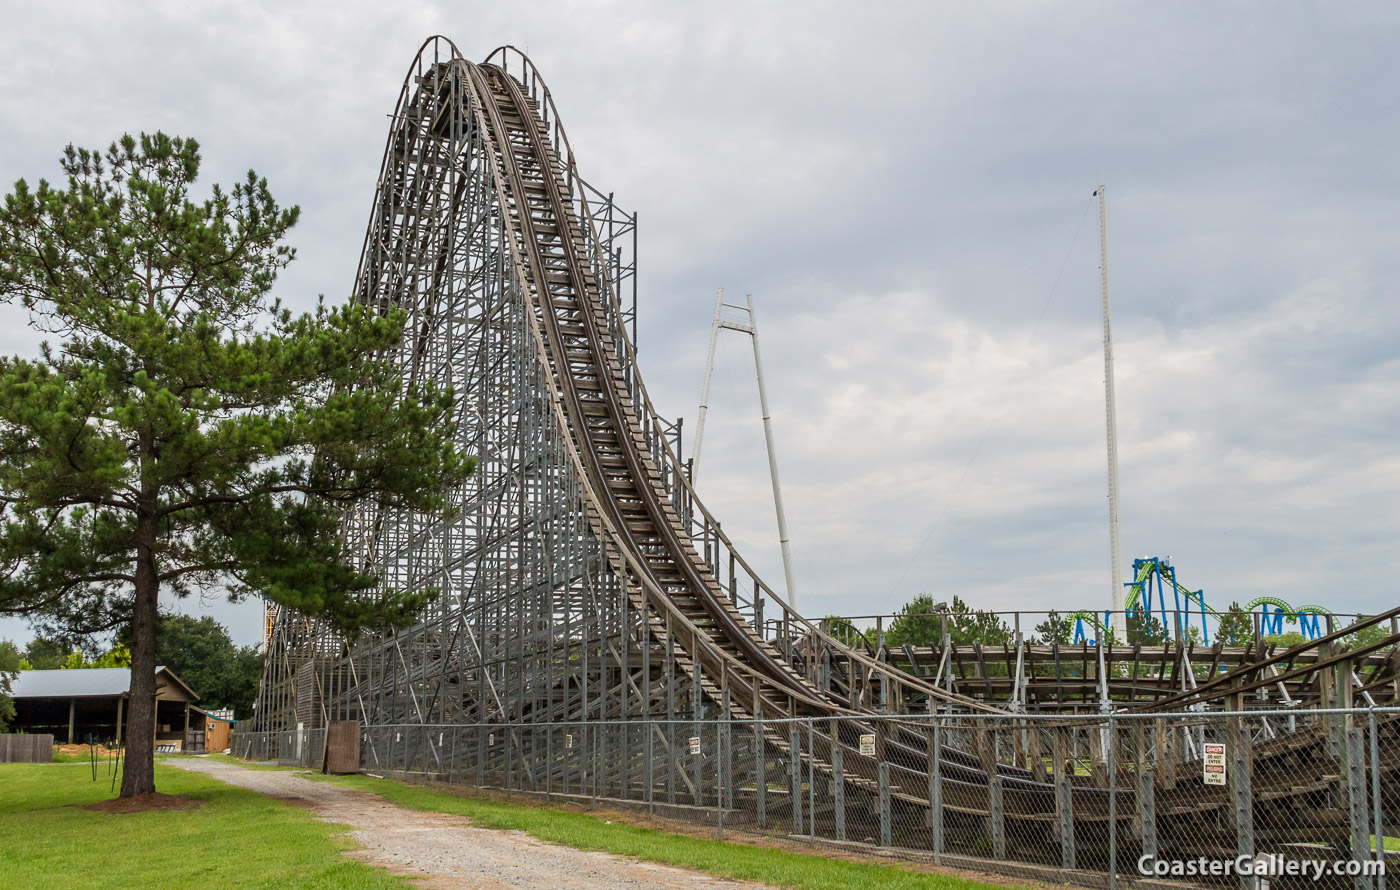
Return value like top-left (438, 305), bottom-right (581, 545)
top-left (196, 707), bottom-right (237, 753)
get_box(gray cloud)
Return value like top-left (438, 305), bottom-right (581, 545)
top-left (1, 2), bottom-right (1396, 648)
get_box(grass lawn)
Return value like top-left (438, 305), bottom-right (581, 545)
top-left (0, 762), bottom-right (408, 890)
top-left (1365, 835), bottom-right (1400, 852)
top-left (48, 751), bottom-right (94, 763)
top-left (305, 770), bottom-right (1019, 890)
top-left (192, 751), bottom-right (300, 771)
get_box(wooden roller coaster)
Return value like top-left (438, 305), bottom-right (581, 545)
top-left (248, 38), bottom-right (1400, 885)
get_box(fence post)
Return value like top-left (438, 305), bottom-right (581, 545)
top-left (667, 716), bottom-right (676, 804)
top-left (646, 723), bottom-right (654, 820)
top-left (717, 725), bottom-right (725, 837)
top-left (1366, 713), bottom-right (1388, 890)
top-left (721, 690), bottom-right (733, 813)
top-left (692, 662), bottom-right (703, 807)
top-left (1136, 719), bottom-right (1157, 863)
top-left (504, 723), bottom-right (514, 796)
top-left (1054, 725), bottom-right (1075, 869)
top-left (756, 715), bottom-right (767, 829)
top-left (879, 759), bottom-right (892, 848)
top-left (789, 724), bottom-right (803, 837)
top-left (833, 728), bottom-right (846, 842)
top-left (1347, 728), bottom-right (1373, 890)
top-left (568, 722), bottom-right (576, 795)
top-left (1227, 714), bottom-right (1254, 890)
top-left (450, 726), bottom-right (460, 785)
top-left (990, 771), bottom-right (1006, 860)
top-left (930, 718), bottom-right (943, 864)
top-left (1107, 714), bottom-right (1117, 890)
top-left (807, 719), bottom-right (817, 841)
top-left (1370, 708), bottom-right (1387, 890)
top-left (475, 723), bottom-right (484, 788)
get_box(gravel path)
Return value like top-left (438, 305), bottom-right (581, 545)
top-left (169, 758), bottom-right (771, 890)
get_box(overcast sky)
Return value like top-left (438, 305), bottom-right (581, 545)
top-left (1, 2), bottom-right (1397, 649)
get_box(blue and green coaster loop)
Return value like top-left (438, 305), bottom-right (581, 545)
top-left (1068, 557), bottom-right (1330, 645)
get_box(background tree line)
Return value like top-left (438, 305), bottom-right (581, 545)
top-left (829, 594), bottom-right (1367, 652)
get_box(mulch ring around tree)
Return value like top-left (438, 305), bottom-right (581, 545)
top-left (83, 793), bottom-right (206, 814)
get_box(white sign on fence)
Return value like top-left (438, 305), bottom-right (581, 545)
top-left (1203, 742), bottom-right (1227, 786)
top-left (859, 733), bottom-right (876, 757)
top-left (689, 736), bottom-right (701, 755)
top-left (565, 734), bottom-right (573, 749)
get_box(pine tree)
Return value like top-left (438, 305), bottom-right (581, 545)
top-left (1213, 601), bottom-right (1253, 646)
top-left (886, 594), bottom-right (1011, 648)
top-left (0, 639), bottom-right (20, 730)
top-left (1033, 612), bottom-right (1074, 645)
top-left (0, 133), bottom-right (472, 796)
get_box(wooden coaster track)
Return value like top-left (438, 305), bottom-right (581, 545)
top-left (248, 39), bottom-right (1400, 879)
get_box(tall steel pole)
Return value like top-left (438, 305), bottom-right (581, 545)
top-left (747, 294), bottom-right (799, 611)
top-left (692, 289), bottom-right (725, 483)
top-left (1096, 187), bottom-right (1128, 643)
top-left (692, 291), bottom-right (800, 609)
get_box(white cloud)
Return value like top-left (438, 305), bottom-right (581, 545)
top-left (1, 2), bottom-right (1398, 647)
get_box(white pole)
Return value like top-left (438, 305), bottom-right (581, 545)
top-left (1096, 187), bottom-right (1128, 644)
top-left (747, 294), bottom-right (799, 610)
top-left (692, 288), bottom-right (725, 483)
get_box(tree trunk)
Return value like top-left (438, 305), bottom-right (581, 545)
top-left (120, 511), bottom-right (160, 797)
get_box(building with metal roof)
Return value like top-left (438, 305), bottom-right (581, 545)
top-left (10, 666), bottom-right (201, 748)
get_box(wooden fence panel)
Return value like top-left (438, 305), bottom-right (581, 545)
top-left (324, 721), bottom-right (360, 774)
top-left (0, 733), bottom-right (54, 763)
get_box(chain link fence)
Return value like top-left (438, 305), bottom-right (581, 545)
top-left (234, 706), bottom-right (1400, 889)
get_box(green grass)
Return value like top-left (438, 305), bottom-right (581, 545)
top-left (195, 752), bottom-right (302, 771)
top-left (304, 771), bottom-right (1015, 890)
top-left (1362, 835), bottom-right (1400, 852)
top-left (49, 752), bottom-right (102, 763)
top-left (0, 762), bottom-right (409, 889)
top-left (49, 744), bottom-right (125, 763)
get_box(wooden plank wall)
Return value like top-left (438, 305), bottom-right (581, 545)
top-left (0, 733), bottom-right (55, 763)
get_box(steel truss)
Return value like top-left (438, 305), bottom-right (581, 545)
top-left (246, 40), bottom-right (1400, 878)
top-left (252, 33), bottom-right (995, 765)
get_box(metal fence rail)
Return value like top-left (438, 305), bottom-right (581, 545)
top-left (234, 705), bottom-right (1400, 889)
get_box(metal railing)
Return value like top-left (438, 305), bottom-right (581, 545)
top-left (234, 705), bottom-right (1400, 889)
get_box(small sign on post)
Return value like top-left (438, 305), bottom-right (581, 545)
top-left (689, 736), bottom-right (701, 755)
top-left (1203, 742), bottom-right (1226, 786)
top-left (859, 733), bottom-right (876, 757)
top-left (565, 734), bottom-right (573, 749)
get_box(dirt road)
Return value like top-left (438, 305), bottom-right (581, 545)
top-left (169, 758), bottom-right (771, 890)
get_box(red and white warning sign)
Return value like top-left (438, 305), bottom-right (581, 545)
top-left (1203, 743), bottom-right (1226, 786)
top-left (689, 736), bottom-right (701, 755)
